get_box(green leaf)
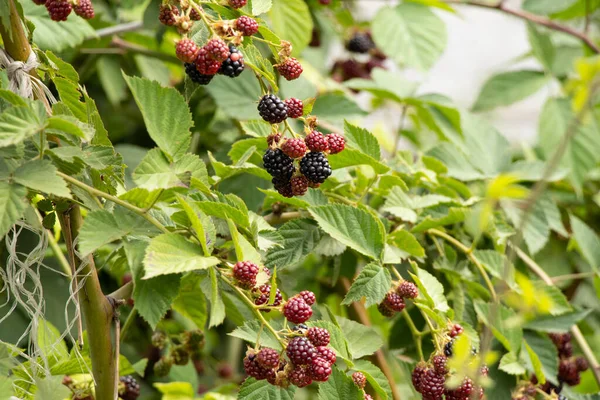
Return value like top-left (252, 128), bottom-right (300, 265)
top-left (173, 274), bottom-right (207, 329)
top-left (97, 56), bottom-right (128, 106)
top-left (309, 204), bottom-right (385, 259)
top-left (53, 78), bottom-right (87, 122)
top-left (0, 104), bottom-right (47, 147)
top-left (195, 199), bottom-right (250, 228)
top-left (228, 218), bottom-right (262, 265)
top-left (461, 113), bottom-right (511, 176)
top-left (0, 182), bottom-right (27, 238)
top-left (229, 320), bottom-right (283, 351)
top-left (474, 301), bottom-right (522, 353)
top-left (353, 360), bottom-right (393, 400)
top-left (569, 215), bottom-right (600, 273)
top-left (22, 1), bottom-right (96, 52)
top-left (11, 159), bottom-right (71, 198)
top-left (410, 266), bottom-right (449, 313)
top-left (47, 115), bottom-right (94, 141)
top-left (426, 142), bottom-right (485, 181)
top-left (124, 240), bottom-right (181, 329)
top-left (342, 263), bottom-right (392, 308)
top-left (123, 74), bottom-right (193, 159)
top-left (79, 208), bottom-right (158, 256)
top-left (34, 376), bottom-right (71, 400)
top-left (372, 3), bottom-right (447, 71)
top-left (524, 309), bottom-right (592, 332)
top-left (472, 70), bottom-right (548, 112)
top-left (539, 98), bottom-right (600, 191)
top-left (268, 0), bottom-right (313, 56)
top-left (498, 352), bottom-right (526, 375)
top-left (143, 233), bottom-right (220, 278)
top-left (37, 318), bottom-right (68, 365)
top-left (311, 93), bottom-right (366, 123)
top-left (154, 382), bottom-right (195, 400)
top-left (251, 0), bottom-right (272, 15)
top-left (133, 149), bottom-right (208, 190)
top-left (523, 332), bottom-right (558, 385)
top-left (502, 199), bottom-right (549, 255)
top-left (532, 282), bottom-right (572, 315)
top-left (344, 121), bottom-right (381, 160)
top-left (264, 219), bottom-right (321, 269)
top-left (177, 195), bottom-right (214, 256)
top-left (207, 266), bottom-right (226, 328)
top-left (338, 317), bottom-right (384, 359)
top-left (472, 250), bottom-right (515, 287)
top-left (388, 230), bottom-right (425, 257)
top-left (239, 377), bottom-right (296, 400)
top-left (345, 69), bottom-right (418, 103)
top-left (317, 366), bottom-right (363, 400)
top-left (527, 23), bottom-right (554, 72)
top-left (328, 148), bottom-right (390, 174)
top-left (411, 206), bottom-right (468, 233)
top-left (206, 72), bottom-right (261, 120)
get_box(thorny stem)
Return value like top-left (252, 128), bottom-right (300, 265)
top-left (57, 172), bottom-right (170, 234)
top-left (512, 244), bottom-right (600, 385)
top-left (443, 0), bottom-right (600, 53)
top-left (428, 229), bottom-right (498, 301)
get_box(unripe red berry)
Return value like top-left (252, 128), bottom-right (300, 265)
top-left (432, 355), bottom-right (448, 375)
top-left (190, 7), bottom-right (201, 21)
top-left (326, 133), bottom-right (345, 154)
top-left (74, 0), bottom-right (94, 19)
top-left (204, 38), bottom-right (230, 62)
top-left (291, 176), bottom-right (309, 196)
top-left (232, 261), bottom-right (259, 288)
top-left (377, 302), bottom-right (395, 317)
top-left (286, 337), bottom-right (316, 365)
top-left (397, 281), bottom-right (419, 299)
top-left (305, 131), bottom-right (329, 152)
top-left (254, 284), bottom-right (282, 310)
top-left (289, 365), bottom-right (312, 387)
top-left (158, 4), bottom-right (179, 26)
top-left (306, 327), bottom-right (330, 346)
top-left (383, 292), bottom-right (405, 312)
top-left (284, 98), bottom-right (303, 118)
top-left (298, 290), bottom-right (316, 305)
top-left (316, 346), bottom-right (336, 365)
top-left (228, 0), bottom-right (247, 9)
top-left (176, 39), bottom-right (200, 63)
top-left (309, 357), bottom-right (332, 382)
top-left (449, 323), bottom-right (464, 338)
top-left (411, 363), bottom-right (427, 393)
top-left (281, 138), bottom-right (307, 159)
top-left (257, 347), bottom-right (281, 369)
top-left (243, 352), bottom-right (274, 380)
top-left (195, 47), bottom-right (222, 75)
top-left (277, 58), bottom-right (303, 80)
top-left (283, 297), bottom-right (313, 324)
top-left (46, 0), bottom-right (72, 21)
top-left (419, 368), bottom-right (445, 399)
top-left (235, 15), bottom-right (259, 36)
top-left (352, 372), bottom-right (366, 389)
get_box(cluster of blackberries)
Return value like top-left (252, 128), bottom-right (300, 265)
top-left (32, 0), bottom-right (94, 21)
top-left (378, 281), bottom-right (419, 317)
top-left (151, 329), bottom-right (205, 377)
top-left (263, 130), bottom-right (345, 198)
top-left (243, 326), bottom-right (335, 388)
top-left (179, 38), bottom-right (246, 85)
top-left (412, 325), bottom-right (487, 400)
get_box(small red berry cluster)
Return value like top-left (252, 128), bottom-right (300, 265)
top-left (518, 333), bottom-right (589, 398)
top-left (262, 128), bottom-right (345, 198)
top-left (351, 372), bottom-right (373, 399)
top-left (31, 0), bottom-right (94, 22)
top-left (412, 325), bottom-right (487, 400)
top-left (150, 329), bottom-right (205, 377)
top-left (378, 280), bottom-right (419, 317)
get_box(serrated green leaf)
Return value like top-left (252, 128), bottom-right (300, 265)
top-left (472, 70), bottom-right (548, 111)
top-left (522, 0), bottom-right (577, 14)
top-left (499, 352), bottom-right (526, 375)
top-left (353, 360), bottom-right (393, 400)
top-left (472, 250), bottom-right (515, 287)
top-left (195, 199), bottom-right (249, 228)
top-left (502, 199), bottom-right (549, 255)
top-left (177, 195), bottom-right (214, 256)
top-left (154, 382), bottom-right (195, 400)
top-left (37, 318), bottom-right (68, 366)
top-left (79, 208), bottom-right (158, 256)
top-left (311, 93), bottom-right (366, 123)
top-left (372, 3), bottom-right (447, 71)
top-left (342, 263), bottom-right (392, 308)
top-left (123, 74), bottom-right (193, 159)
top-left (251, 0), bottom-right (272, 14)
top-left (172, 274), bottom-right (207, 329)
top-left (389, 230), bottom-right (425, 257)
top-left (268, 0), bottom-right (313, 56)
top-left (143, 234), bottom-right (220, 278)
top-left (0, 104), bottom-right (47, 148)
top-left (344, 121), bottom-right (381, 160)
top-left (475, 301), bottom-right (522, 353)
top-left (239, 377), bottom-right (296, 400)
top-left (523, 332), bottom-right (558, 385)
top-left (229, 320), bottom-right (283, 351)
top-left (411, 266), bottom-right (449, 313)
top-left (47, 115), bottom-right (94, 141)
top-left (0, 182), bottom-right (27, 238)
top-left (532, 281), bottom-right (572, 315)
top-left (206, 72), bottom-right (261, 120)
top-left (12, 159), bottom-right (71, 199)
top-left (569, 215), bottom-right (600, 273)
top-left (133, 149), bottom-right (208, 190)
top-left (337, 317), bottom-right (384, 359)
top-left (309, 204), bottom-right (385, 260)
top-left (228, 218), bottom-right (262, 265)
top-left (206, 267), bottom-right (226, 328)
top-left (124, 240), bottom-right (181, 329)
top-left (264, 219), bottom-right (321, 269)
top-left (527, 23), bottom-right (554, 72)
top-left (524, 309), bottom-right (592, 332)
top-left (328, 148), bottom-right (390, 174)
top-left (317, 366), bottom-right (363, 400)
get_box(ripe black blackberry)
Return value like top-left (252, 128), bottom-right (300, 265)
top-left (305, 131), bottom-right (329, 152)
top-left (229, 0), bottom-right (247, 9)
top-left (176, 39), bottom-right (199, 63)
top-left (290, 176), bottom-right (309, 196)
top-left (316, 346), bottom-right (336, 365)
top-left (432, 355), bottom-right (448, 375)
top-left (326, 133), bottom-right (345, 154)
top-left (158, 4), bottom-right (179, 26)
top-left (277, 58), bottom-right (303, 80)
top-left (274, 177), bottom-right (294, 198)
top-left (283, 296), bottom-right (313, 324)
top-left (352, 372), bottom-right (366, 389)
top-left (346, 33), bottom-right (375, 54)
top-left (419, 368), bottom-right (445, 400)
top-left (184, 63), bottom-right (213, 85)
top-left (235, 15), bottom-right (259, 36)
top-left (309, 357), bottom-right (332, 381)
top-left (289, 365), bottom-right (312, 387)
top-left (46, 0), bottom-right (72, 21)
top-left (559, 359), bottom-right (580, 386)
top-left (383, 292), bottom-right (405, 312)
top-left (444, 339), bottom-right (454, 357)
top-left (233, 260), bottom-right (259, 288)
top-left (306, 327), bottom-right (330, 346)
top-left (263, 148), bottom-right (294, 179)
top-left (257, 347), bottom-right (280, 369)
top-left (74, 0), bottom-right (94, 19)
top-left (218, 44), bottom-right (244, 78)
top-left (298, 290), bottom-right (316, 305)
top-left (284, 98), bottom-right (303, 118)
top-left (293, 323), bottom-right (309, 331)
top-left (258, 94), bottom-right (288, 124)
top-left (299, 152), bottom-right (332, 184)
top-left (286, 337), bottom-right (316, 365)
top-left (397, 281), bottom-right (419, 299)
top-left (281, 138), bottom-right (307, 159)
top-left (119, 376), bottom-right (140, 400)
